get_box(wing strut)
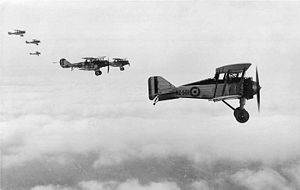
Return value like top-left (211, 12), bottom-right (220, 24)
top-left (213, 73), bottom-right (219, 98)
top-left (221, 70), bottom-right (230, 96)
top-left (239, 68), bottom-right (246, 94)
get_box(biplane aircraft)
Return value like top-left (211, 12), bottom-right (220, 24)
top-left (29, 51), bottom-right (41, 56)
top-left (26, 39), bottom-right (40, 45)
top-left (59, 56), bottom-right (109, 76)
top-left (8, 29), bottom-right (26, 37)
top-left (148, 63), bottom-right (261, 123)
top-left (109, 58), bottom-right (130, 71)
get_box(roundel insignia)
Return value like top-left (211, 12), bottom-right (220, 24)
top-left (190, 87), bottom-right (200, 97)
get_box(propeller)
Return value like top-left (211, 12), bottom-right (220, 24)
top-left (256, 66), bottom-right (261, 112)
top-left (107, 57), bottom-right (110, 73)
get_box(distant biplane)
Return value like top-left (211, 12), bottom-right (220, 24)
top-left (59, 57), bottom-right (109, 76)
top-left (148, 63), bottom-right (261, 123)
top-left (8, 29), bottom-right (26, 37)
top-left (59, 56), bottom-right (130, 76)
top-left (29, 51), bottom-right (41, 56)
top-left (26, 39), bottom-right (40, 45)
top-left (109, 58), bottom-right (130, 71)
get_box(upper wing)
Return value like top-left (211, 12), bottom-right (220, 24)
top-left (98, 56), bottom-right (106, 60)
top-left (82, 57), bottom-right (96, 61)
top-left (216, 63), bottom-right (251, 74)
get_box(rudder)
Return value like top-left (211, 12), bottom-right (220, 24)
top-left (148, 76), bottom-right (176, 100)
top-left (59, 58), bottom-right (72, 68)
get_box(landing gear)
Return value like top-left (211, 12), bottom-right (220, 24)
top-left (233, 98), bottom-right (249, 123)
top-left (234, 107), bottom-right (249, 123)
top-left (222, 98), bottom-right (250, 123)
top-left (95, 70), bottom-right (102, 76)
top-left (120, 67), bottom-right (124, 71)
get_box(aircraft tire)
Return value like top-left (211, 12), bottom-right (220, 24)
top-left (95, 70), bottom-right (102, 76)
top-left (234, 108), bottom-right (249, 123)
top-left (120, 67), bottom-right (125, 71)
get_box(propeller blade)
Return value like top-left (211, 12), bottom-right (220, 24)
top-left (107, 57), bottom-right (110, 73)
top-left (256, 66), bottom-right (261, 112)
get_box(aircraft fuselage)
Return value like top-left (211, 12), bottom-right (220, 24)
top-left (149, 77), bottom-right (258, 102)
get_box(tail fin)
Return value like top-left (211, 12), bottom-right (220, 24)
top-left (59, 58), bottom-right (72, 68)
top-left (148, 76), bottom-right (176, 100)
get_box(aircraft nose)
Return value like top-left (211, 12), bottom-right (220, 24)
top-left (252, 82), bottom-right (261, 95)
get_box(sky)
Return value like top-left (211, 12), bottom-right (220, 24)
top-left (1, 0), bottom-right (300, 190)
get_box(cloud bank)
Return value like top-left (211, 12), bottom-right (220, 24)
top-left (32, 180), bottom-right (180, 190)
top-left (2, 81), bottom-right (300, 190)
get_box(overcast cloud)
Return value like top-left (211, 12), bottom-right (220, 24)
top-left (1, 1), bottom-right (300, 190)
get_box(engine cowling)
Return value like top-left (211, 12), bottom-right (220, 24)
top-left (243, 78), bottom-right (254, 99)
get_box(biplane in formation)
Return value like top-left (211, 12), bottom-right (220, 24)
top-left (29, 51), bottom-right (41, 56)
top-left (109, 58), bottom-right (130, 71)
top-left (26, 39), bottom-right (40, 45)
top-left (8, 29), bottom-right (26, 37)
top-left (148, 63), bottom-right (261, 123)
top-left (59, 57), bottom-right (130, 76)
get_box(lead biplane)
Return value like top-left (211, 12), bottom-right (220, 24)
top-left (59, 57), bottom-right (109, 76)
top-left (148, 63), bottom-right (261, 123)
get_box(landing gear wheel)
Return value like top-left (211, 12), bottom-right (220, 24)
top-left (120, 67), bottom-right (124, 71)
top-left (234, 107), bottom-right (249, 123)
top-left (95, 70), bottom-right (102, 76)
